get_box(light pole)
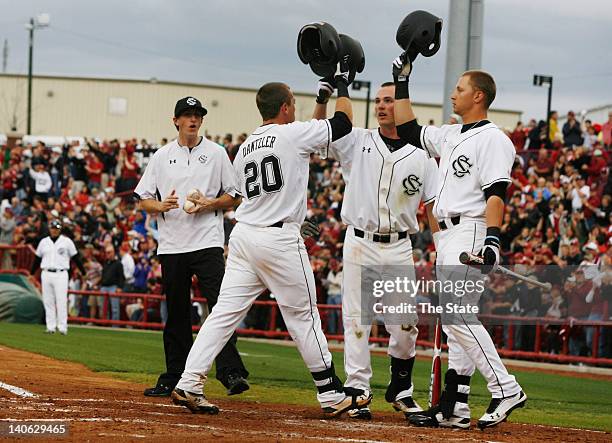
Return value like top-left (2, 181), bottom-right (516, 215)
top-left (533, 74), bottom-right (553, 144)
top-left (25, 13), bottom-right (50, 135)
top-left (352, 80), bottom-right (372, 128)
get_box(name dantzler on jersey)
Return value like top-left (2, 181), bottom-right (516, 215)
top-left (242, 136), bottom-right (277, 158)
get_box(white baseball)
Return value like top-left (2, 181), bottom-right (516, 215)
top-left (184, 200), bottom-right (196, 212)
top-left (187, 188), bottom-right (201, 199)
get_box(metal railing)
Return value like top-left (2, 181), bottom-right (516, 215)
top-left (64, 288), bottom-right (612, 367)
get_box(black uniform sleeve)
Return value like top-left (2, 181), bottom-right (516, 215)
top-left (396, 119), bottom-right (423, 148)
top-left (30, 256), bottom-right (42, 275)
top-left (484, 181), bottom-right (509, 202)
top-left (328, 111), bottom-right (352, 142)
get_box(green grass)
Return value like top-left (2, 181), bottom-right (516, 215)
top-left (0, 322), bottom-right (610, 431)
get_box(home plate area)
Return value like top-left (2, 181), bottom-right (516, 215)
top-left (0, 347), bottom-right (607, 442)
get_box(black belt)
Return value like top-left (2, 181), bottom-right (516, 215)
top-left (353, 228), bottom-right (408, 243)
top-left (269, 221), bottom-right (284, 228)
top-left (44, 268), bottom-right (68, 273)
top-left (438, 216), bottom-right (461, 231)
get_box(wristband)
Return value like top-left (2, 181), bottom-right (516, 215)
top-left (336, 81), bottom-right (349, 98)
top-left (485, 227), bottom-right (501, 247)
top-left (394, 81), bottom-right (410, 100)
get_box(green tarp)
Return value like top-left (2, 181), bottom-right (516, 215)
top-left (0, 275), bottom-right (43, 324)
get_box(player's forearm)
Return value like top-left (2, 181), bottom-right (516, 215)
top-left (313, 102), bottom-right (328, 120)
top-left (202, 194), bottom-right (240, 212)
top-left (138, 198), bottom-right (163, 214)
top-left (425, 202), bottom-right (440, 234)
top-left (334, 96), bottom-right (353, 124)
top-left (394, 99), bottom-right (417, 126)
top-left (485, 196), bottom-right (504, 228)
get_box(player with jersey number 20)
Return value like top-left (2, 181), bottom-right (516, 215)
top-left (391, 53), bottom-right (527, 429)
top-left (172, 58), bottom-right (371, 417)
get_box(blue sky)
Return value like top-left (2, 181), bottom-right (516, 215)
top-left (3, 0), bottom-right (611, 121)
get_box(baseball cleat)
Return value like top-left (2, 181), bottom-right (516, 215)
top-left (171, 388), bottom-right (219, 415)
top-left (144, 383), bottom-right (173, 397)
top-left (347, 405), bottom-right (372, 420)
top-left (477, 390), bottom-right (527, 429)
top-left (225, 373), bottom-right (250, 396)
top-left (408, 406), bottom-right (470, 429)
top-left (392, 396), bottom-right (423, 417)
top-left (321, 388), bottom-right (372, 418)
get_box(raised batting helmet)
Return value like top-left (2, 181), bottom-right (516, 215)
top-left (396, 10), bottom-right (443, 59)
top-left (338, 34), bottom-right (365, 84)
top-left (297, 22), bottom-right (342, 78)
top-left (298, 23), bottom-right (365, 83)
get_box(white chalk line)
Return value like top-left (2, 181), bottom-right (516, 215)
top-left (0, 381), bottom-right (40, 398)
top-left (1, 394), bottom-right (607, 437)
top-left (514, 421), bottom-right (606, 434)
top-left (0, 416), bottom-right (389, 442)
top-left (3, 401), bottom-right (392, 436)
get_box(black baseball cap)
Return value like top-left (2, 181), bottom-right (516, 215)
top-left (174, 96), bottom-right (208, 118)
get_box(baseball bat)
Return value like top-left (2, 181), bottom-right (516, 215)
top-left (459, 251), bottom-right (552, 291)
top-left (428, 318), bottom-right (442, 408)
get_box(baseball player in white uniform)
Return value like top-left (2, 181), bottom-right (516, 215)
top-left (172, 65), bottom-right (371, 416)
top-left (391, 55), bottom-right (527, 429)
top-left (31, 219), bottom-right (85, 335)
top-left (313, 80), bottom-right (439, 419)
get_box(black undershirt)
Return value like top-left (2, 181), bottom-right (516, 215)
top-left (396, 119), bottom-right (492, 149)
top-left (460, 119), bottom-right (490, 133)
top-left (379, 130), bottom-right (405, 153)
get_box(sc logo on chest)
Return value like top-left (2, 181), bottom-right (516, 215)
top-left (402, 174), bottom-right (422, 196)
top-left (452, 155), bottom-right (473, 178)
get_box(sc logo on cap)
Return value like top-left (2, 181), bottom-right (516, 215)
top-left (186, 97), bottom-right (197, 105)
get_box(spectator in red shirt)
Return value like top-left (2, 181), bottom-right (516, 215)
top-left (116, 146), bottom-right (140, 193)
top-left (86, 151), bottom-right (104, 189)
top-left (534, 148), bottom-right (554, 177)
top-left (510, 121), bottom-right (527, 152)
top-left (582, 149), bottom-right (607, 183)
top-left (75, 187), bottom-right (91, 208)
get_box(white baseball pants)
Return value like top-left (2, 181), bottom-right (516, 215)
top-left (176, 222), bottom-right (344, 407)
top-left (342, 227), bottom-right (418, 392)
top-left (41, 270), bottom-right (69, 333)
top-left (437, 219), bottom-right (522, 417)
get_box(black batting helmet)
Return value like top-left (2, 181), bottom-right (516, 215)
top-left (297, 22), bottom-right (365, 84)
top-left (338, 34), bottom-right (365, 84)
top-left (297, 22), bottom-right (342, 78)
top-left (396, 10), bottom-right (443, 59)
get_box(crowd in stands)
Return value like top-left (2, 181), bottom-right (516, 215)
top-left (0, 109), bottom-right (611, 359)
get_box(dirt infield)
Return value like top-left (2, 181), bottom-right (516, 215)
top-left (0, 346), bottom-right (608, 442)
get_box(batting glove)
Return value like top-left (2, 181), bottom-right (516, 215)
top-left (300, 219), bottom-right (320, 239)
top-left (334, 54), bottom-right (351, 86)
top-left (316, 77), bottom-right (336, 104)
top-left (392, 53), bottom-right (412, 83)
top-left (480, 227), bottom-right (501, 274)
